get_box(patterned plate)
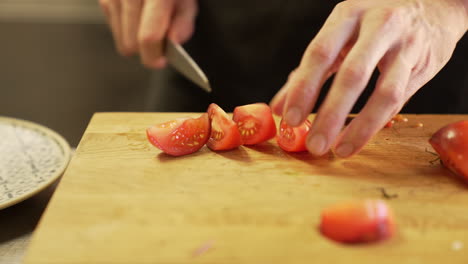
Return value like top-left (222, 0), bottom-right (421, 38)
top-left (0, 116), bottom-right (71, 210)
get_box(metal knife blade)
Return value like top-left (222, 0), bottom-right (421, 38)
top-left (166, 39), bottom-right (212, 93)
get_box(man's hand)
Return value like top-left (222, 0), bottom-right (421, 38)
top-left (270, 0), bottom-right (468, 158)
top-left (99, 0), bottom-right (198, 68)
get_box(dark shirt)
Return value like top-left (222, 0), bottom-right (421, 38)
top-left (149, 0), bottom-right (468, 113)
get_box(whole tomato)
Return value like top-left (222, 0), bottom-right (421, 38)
top-left (429, 121), bottom-right (468, 180)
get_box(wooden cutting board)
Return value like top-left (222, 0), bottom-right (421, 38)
top-left (24, 113), bottom-right (468, 264)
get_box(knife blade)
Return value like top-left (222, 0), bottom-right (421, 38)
top-left (166, 39), bottom-right (212, 93)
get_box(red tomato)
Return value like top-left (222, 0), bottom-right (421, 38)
top-left (429, 120), bottom-right (468, 180)
top-left (146, 114), bottom-right (210, 156)
top-left (206, 103), bottom-right (242, 151)
top-left (232, 103), bottom-right (276, 145)
top-left (384, 120), bottom-right (394, 128)
top-left (277, 118), bottom-right (311, 152)
top-left (320, 200), bottom-right (395, 244)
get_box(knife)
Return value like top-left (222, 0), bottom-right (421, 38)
top-left (166, 39), bottom-right (212, 93)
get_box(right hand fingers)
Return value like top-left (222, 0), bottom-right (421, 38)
top-left (121, 0), bottom-right (143, 56)
top-left (138, 0), bottom-right (197, 68)
top-left (99, 0), bottom-right (198, 69)
top-left (167, 0), bottom-right (198, 43)
top-left (100, 0), bottom-right (142, 56)
top-left (99, 0), bottom-right (125, 55)
top-left (280, 3), bottom-right (360, 128)
top-left (138, 0), bottom-right (176, 68)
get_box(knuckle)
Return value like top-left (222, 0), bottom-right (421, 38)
top-left (354, 121), bottom-right (379, 145)
top-left (378, 87), bottom-right (403, 106)
top-left (319, 109), bottom-right (342, 128)
top-left (378, 7), bottom-right (407, 29)
top-left (333, 1), bottom-right (347, 12)
top-left (307, 42), bottom-right (334, 63)
top-left (355, 121), bottom-right (374, 141)
top-left (339, 64), bottom-right (368, 86)
top-left (288, 71), bottom-right (317, 102)
top-left (291, 75), bottom-right (309, 94)
top-left (287, 69), bottom-right (298, 81)
top-left (301, 83), bottom-right (318, 102)
top-left (333, 2), bottom-right (349, 16)
top-left (333, 1), bottom-right (360, 18)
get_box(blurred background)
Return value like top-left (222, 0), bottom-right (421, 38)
top-left (0, 0), bottom-right (152, 147)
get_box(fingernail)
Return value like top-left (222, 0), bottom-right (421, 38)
top-left (307, 133), bottom-right (327, 155)
top-left (285, 107), bottom-right (302, 126)
top-left (335, 143), bottom-right (354, 158)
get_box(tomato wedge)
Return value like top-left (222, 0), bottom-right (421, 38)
top-left (429, 120), bottom-right (468, 180)
top-left (146, 113), bottom-right (210, 156)
top-left (207, 103), bottom-right (243, 151)
top-left (320, 200), bottom-right (395, 244)
top-left (277, 118), bottom-right (311, 152)
top-left (232, 103), bottom-right (276, 145)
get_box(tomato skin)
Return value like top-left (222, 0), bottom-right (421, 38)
top-left (146, 114), bottom-right (210, 156)
top-left (429, 120), bottom-right (468, 180)
top-left (320, 200), bottom-right (395, 244)
top-left (232, 103), bottom-right (277, 145)
top-left (277, 118), bottom-right (311, 152)
top-left (207, 103), bottom-right (243, 151)
top-left (384, 120), bottom-right (394, 128)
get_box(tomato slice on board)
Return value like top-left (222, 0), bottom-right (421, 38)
top-left (320, 200), bottom-right (395, 244)
top-left (146, 113), bottom-right (210, 156)
top-left (206, 103), bottom-right (243, 151)
top-left (429, 120), bottom-right (468, 180)
top-left (232, 103), bottom-right (276, 145)
top-left (277, 118), bottom-right (311, 152)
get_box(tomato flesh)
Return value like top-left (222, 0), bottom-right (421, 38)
top-left (277, 118), bottom-right (311, 152)
top-left (207, 103), bottom-right (243, 151)
top-left (320, 200), bottom-right (395, 244)
top-left (146, 113), bottom-right (210, 156)
top-left (429, 120), bottom-right (468, 180)
top-left (233, 103), bottom-right (276, 145)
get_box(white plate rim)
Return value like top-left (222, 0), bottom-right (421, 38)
top-left (0, 116), bottom-right (71, 210)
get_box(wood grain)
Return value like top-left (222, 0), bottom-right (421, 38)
top-left (24, 113), bottom-right (468, 264)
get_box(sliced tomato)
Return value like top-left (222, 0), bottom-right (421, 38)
top-left (277, 118), bottom-right (311, 152)
top-left (429, 120), bottom-right (468, 180)
top-left (320, 200), bottom-right (395, 244)
top-left (206, 103), bottom-right (242, 151)
top-left (146, 113), bottom-right (210, 156)
top-left (232, 103), bottom-right (276, 145)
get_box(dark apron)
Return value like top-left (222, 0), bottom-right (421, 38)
top-left (148, 0), bottom-right (468, 114)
